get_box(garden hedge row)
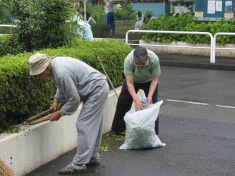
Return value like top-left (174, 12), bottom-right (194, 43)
top-left (0, 40), bottom-right (132, 133)
top-left (142, 14), bottom-right (235, 44)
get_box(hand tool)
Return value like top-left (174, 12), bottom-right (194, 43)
top-left (96, 55), bottom-right (119, 99)
top-left (12, 108), bottom-right (56, 128)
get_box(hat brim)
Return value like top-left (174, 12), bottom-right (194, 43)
top-left (29, 62), bottom-right (50, 76)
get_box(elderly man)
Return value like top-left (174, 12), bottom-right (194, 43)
top-left (28, 53), bottom-right (109, 175)
top-left (111, 47), bottom-right (161, 136)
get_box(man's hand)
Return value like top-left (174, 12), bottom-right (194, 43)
top-left (49, 111), bottom-right (62, 121)
top-left (50, 102), bottom-right (59, 112)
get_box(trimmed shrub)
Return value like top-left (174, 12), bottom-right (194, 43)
top-left (142, 14), bottom-right (235, 44)
top-left (91, 23), bottom-right (110, 38)
top-left (0, 40), bottom-right (132, 133)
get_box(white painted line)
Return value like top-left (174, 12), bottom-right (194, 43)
top-left (165, 99), bottom-right (235, 109)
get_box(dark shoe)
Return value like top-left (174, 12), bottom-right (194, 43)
top-left (107, 130), bottom-right (125, 136)
top-left (59, 162), bottom-right (86, 175)
top-left (87, 157), bottom-right (100, 165)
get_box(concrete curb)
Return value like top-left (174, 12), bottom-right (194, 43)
top-left (0, 87), bottom-right (146, 176)
top-left (160, 60), bottom-right (235, 71)
top-left (0, 88), bottom-right (120, 176)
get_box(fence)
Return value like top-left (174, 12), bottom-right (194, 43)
top-left (126, 30), bottom-right (235, 64)
top-left (0, 24), bottom-right (16, 35)
top-left (1, 25), bottom-right (235, 63)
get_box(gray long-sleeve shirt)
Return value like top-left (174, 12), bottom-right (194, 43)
top-left (51, 57), bottom-right (106, 115)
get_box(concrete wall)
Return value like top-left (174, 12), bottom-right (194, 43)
top-left (139, 40), bottom-right (235, 57)
top-left (0, 88), bottom-right (146, 176)
top-left (0, 88), bottom-right (118, 176)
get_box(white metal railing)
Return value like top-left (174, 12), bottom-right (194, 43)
top-left (213, 32), bottom-right (235, 62)
top-left (0, 24), bottom-right (17, 35)
top-left (0, 24), bottom-right (17, 27)
top-left (126, 30), bottom-right (215, 63)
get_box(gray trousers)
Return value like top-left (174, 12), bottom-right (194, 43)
top-left (73, 82), bottom-right (109, 165)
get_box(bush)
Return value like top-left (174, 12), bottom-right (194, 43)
top-left (0, 35), bottom-right (23, 57)
top-left (91, 23), bottom-right (110, 38)
top-left (4, 0), bottom-right (72, 52)
top-left (0, 40), bottom-right (132, 133)
top-left (142, 14), bottom-right (235, 44)
top-left (87, 4), bottom-right (106, 24)
top-left (114, 2), bottom-right (135, 21)
top-left (0, 3), bottom-right (11, 23)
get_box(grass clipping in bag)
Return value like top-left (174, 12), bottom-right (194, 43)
top-left (120, 100), bottom-right (166, 150)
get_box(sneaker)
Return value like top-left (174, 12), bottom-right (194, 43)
top-left (59, 162), bottom-right (87, 175)
top-left (87, 157), bottom-right (100, 165)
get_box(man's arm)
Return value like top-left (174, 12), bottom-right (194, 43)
top-left (126, 75), bottom-right (143, 111)
top-left (147, 76), bottom-right (159, 104)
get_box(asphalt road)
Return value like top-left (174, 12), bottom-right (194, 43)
top-left (27, 66), bottom-right (235, 176)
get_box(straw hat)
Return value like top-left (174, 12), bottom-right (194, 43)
top-left (28, 53), bottom-right (51, 75)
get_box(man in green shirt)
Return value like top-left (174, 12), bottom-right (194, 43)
top-left (111, 46), bottom-right (161, 136)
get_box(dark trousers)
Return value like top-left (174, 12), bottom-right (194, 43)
top-left (106, 12), bottom-right (115, 34)
top-left (111, 81), bottom-right (159, 134)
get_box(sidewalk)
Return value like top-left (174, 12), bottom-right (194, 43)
top-left (158, 53), bottom-right (235, 71)
top-left (26, 60), bottom-right (235, 176)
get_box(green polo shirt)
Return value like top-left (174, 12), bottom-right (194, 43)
top-left (124, 49), bottom-right (161, 83)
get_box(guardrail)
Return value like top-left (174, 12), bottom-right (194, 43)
top-left (0, 24), bottom-right (17, 35)
top-left (213, 32), bottom-right (235, 62)
top-left (126, 30), bottom-right (235, 64)
top-left (0, 24), bottom-right (17, 27)
top-left (125, 30), bottom-right (215, 63)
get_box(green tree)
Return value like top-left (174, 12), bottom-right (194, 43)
top-left (4, 0), bottom-right (73, 52)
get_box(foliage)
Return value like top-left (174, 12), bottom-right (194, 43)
top-left (142, 14), bottom-right (235, 44)
top-left (0, 40), bottom-right (132, 133)
top-left (99, 134), bottom-right (125, 152)
top-left (91, 23), bottom-right (110, 38)
top-left (0, 3), bottom-right (11, 23)
top-left (0, 35), bottom-right (24, 57)
top-left (114, 9), bottom-right (136, 21)
top-left (87, 4), bottom-right (106, 24)
top-left (2, 0), bottom-right (73, 52)
top-left (114, 2), bottom-right (135, 21)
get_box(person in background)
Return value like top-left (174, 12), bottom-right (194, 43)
top-left (73, 10), bottom-right (94, 41)
top-left (86, 12), bottom-right (96, 24)
top-left (147, 14), bottom-right (156, 21)
top-left (111, 47), bottom-right (161, 136)
top-left (104, 0), bottom-right (115, 34)
top-left (135, 11), bottom-right (144, 30)
top-left (28, 53), bottom-right (109, 175)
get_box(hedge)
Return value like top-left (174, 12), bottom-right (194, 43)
top-left (0, 40), bottom-right (132, 133)
top-left (142, 14), bottom-right (235, 44)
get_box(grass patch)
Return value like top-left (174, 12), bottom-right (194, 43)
top-left (116, 25), bottom-right (134, 30)
top-left (99, 134), bottom-right (125, 152)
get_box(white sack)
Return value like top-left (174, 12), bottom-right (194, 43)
top-left (120, 100), bottom-right (166, 150)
